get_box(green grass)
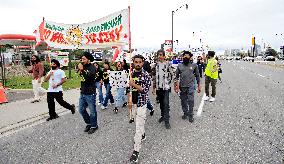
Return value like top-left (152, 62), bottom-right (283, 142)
top-left (6, 70), bottom-right (81, 90)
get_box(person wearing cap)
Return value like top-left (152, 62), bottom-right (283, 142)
top-left (78, 52), bottom-right (98, 134)
top-left (204, 51), bottom-right (218, 102)
top-left (44, 59), bottom-right (75, 121)
top-left (174, 51), bottom-right (201, 123)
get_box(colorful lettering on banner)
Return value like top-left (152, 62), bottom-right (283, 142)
top-left (38, 8), bottom-right (129, 49)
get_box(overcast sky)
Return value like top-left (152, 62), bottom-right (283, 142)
top-left (1, 0), bottom-right (284, 52)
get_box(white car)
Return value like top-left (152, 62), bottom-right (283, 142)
top-left (255, 56), bottom-right (263, 60)
top-left (243, 57), bottom-right (254, 61)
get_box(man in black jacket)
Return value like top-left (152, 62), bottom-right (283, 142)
top-left (78, 52), bottom-right (98, 134)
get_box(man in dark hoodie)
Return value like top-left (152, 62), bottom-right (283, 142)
top-left (78, 52), bottom-right (98, 134)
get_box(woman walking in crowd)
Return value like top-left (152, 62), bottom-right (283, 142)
top-left (113, 61), bottom-right (127, 113)
top-left (101, 61), bottom-right (115, 109)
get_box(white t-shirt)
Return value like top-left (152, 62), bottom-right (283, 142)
top-left (48, 69), bottom-right (66, 92)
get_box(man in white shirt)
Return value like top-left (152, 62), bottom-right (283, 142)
top-left (44, 59), bottom-right (75, 121)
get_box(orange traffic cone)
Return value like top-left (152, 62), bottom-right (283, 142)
top-left (0, 82), bottom-right (8, 104)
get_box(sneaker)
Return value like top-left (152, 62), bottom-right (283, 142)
top-left (158, 117), bottom-right (164, 123)
top-left (209, 97), bottom-right (216, 102)
top-left (88, 126), bottom-right (98, 134)
top-left (101, 105), bottom-right (106, 110)
top-left (150, 109), bottom-right (154, 116)
top-left (122, 102), bottom-right (127, 107)
top-left (84, 125), bottom-right (91, 132)
top-left (113, 107), bottom-right (118, 114)
top-left (129, 118), bottom-right (134, 123)
top-left (130, 151), bottom-right (139, 163)
top-left (165, 122), bottom-right (171, 129)
top-left (182, 114), bottom-right (188, 120)
top-left (98, 102), bottom-right (101, 106)
top-left (189, 116), bottom-right (194, 123)
top-left (70, 104), bottom-right (75, 114)
top-left (141, 133), bottom-right (146, 142)
top-left (204, 96), bottom-right (210, 101)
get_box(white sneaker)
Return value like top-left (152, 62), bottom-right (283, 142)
top-left (98, 103), bottom-right (101, 106)
top-left (204, 96), bottom-right (210, 101)
top-left (209, 97), bottom-right (216, 102)
top-left (101, 105), bottom-right (106, 110)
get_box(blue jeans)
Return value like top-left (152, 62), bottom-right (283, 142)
top-left (79, 94), bottom-right (98, 128)
top-left (115, 88), bottom-right (127, 108)
top-left (103, 83), bottom-right (114, 107)
top-left (95, 82), bottom-right (103, 103)
top-left (147, 100), bottom-right (153, 111)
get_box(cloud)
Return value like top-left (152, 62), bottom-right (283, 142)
top-left (0, 0), bottom-right (283, 51)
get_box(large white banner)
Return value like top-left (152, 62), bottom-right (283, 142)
top-left (39, 8), bottom-right (129, 49)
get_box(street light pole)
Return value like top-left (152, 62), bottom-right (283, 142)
top-left (171, 4), bottom-right (188, 54)
top-left (171, 11), bottom-right (174, 53)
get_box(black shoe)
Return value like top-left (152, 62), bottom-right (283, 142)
top-left (113, 107), bottom-right (118, 114)
top-left (130, 151), bottom-right (139, 163)
top-left (129, 118), bottom-right (134, 123)
top-left (165, 122), bottom-right (171, 129)
top-left (122, 102), bottom-right (127, 107)
top-left (46, 115), bottom-right (59, 121)
top-left (141, 133), bottom-right (146, 142)
top-left (84, 125), bottom-right (91, 132)
top-left (189, 116), bottom-right (194, 123)
top-left (150, 109), bottom-right (154, 116)
top-left (70, 104), bottom-right (76, 114)
top-left (158, 117), bottom-right (164, 123)
top-left (88, 126), bottom-right (98, 134)
top-left (182, 114), bottom-right (188, 120)
top-left (46, 117), bottom-right (53, 121)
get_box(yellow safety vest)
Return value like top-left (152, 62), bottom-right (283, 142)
top-left (205, 58), bottom-right (218, 79)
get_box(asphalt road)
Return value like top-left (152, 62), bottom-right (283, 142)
top-left (0, 60), bottom-right (283, 163)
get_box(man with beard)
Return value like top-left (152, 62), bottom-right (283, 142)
top-left (129, 55), bottom-right (151, 163)
top-left (152, 49), bottom-right (174, 129)
top-left (44, 59), bottom-right (75, 121)
top-left (29, 55), bottom-right (47, 103)
top-left (78, 52), bottom-right (98, 134)
top-left (174, 51), bottom-right (201, 123)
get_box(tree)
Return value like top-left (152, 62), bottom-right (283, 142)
top-left (265, 48), bottom-right (277, 57)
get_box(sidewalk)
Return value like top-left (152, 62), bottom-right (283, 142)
top-left (0, 89), bottom-right (81, 135)
top-left (0, 86), bottom-right (119, 135)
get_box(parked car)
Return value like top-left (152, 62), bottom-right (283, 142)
top-left (234, 56), bottom-right (241, 60)
top-left (255, 56), bottom-right (263, 60)
top-left (226, 56), bottom-right (234, 60)
top-left (243, 56), bottom-right (254, 61)
top-left (264, 56), bottom-right (275, 61)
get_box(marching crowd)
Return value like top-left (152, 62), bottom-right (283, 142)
top-left (29, 50), bottom-right (221, 163)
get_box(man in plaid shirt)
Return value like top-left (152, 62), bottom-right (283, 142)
top-left (129, 54), bottom-right (151, 163)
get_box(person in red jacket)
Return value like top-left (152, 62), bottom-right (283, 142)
top-left (29, 55), bottom-right (47, 103)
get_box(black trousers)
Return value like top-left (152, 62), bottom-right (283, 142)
top-left (47, 91), bottom-right (73, 118)
top-left (156, 89), bottom-right (170, 122)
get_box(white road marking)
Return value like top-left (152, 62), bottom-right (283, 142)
top-left (197, 94), bottom-right (206, 117)
top-left (257, 74), bottom-right (265, 78)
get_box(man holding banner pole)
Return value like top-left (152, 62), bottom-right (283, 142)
top-left (128, 55), bottom-right (151, 163)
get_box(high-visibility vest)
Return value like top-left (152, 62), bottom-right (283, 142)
top-left (205, 58), bottom-right (218, 79)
